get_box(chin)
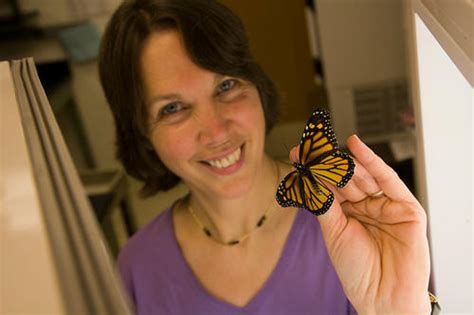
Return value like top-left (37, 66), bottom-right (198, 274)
top-left (213, 178), bottom-right (254, 199)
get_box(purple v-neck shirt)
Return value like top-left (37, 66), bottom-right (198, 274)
top-left (117, 207), bottom-right (356, 315)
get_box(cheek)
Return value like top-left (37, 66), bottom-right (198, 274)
top-left (244, 99), bottom-right (266, 135)
top-left (231, 91), bottom-right (266, 132)
top-left (149, 129), bottom-right (194, 172)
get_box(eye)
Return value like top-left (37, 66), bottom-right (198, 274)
top-left (217, 79), bottom-right (236, 94)
top-left (148, 100), bottom-right (190, 129)
top-left (161, 102), bottom-right (183, 115)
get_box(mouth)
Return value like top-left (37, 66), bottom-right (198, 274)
top-left (200, 144), bottom-right (244, 171)
top-left (210, 147), bottom-right (242, 169)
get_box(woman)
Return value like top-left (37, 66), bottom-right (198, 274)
top-left (99, 0), bottom-right (432, 314)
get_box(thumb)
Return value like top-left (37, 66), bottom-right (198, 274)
top-left (316, 198), bottom-right (348, 244)
top-left (289, 145), bottom-right (299, 163)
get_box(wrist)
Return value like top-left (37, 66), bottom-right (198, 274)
top-left (356, 292), bottom-right (433, 315)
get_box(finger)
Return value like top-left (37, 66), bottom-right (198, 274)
top-left (350, 158), bottom-right (382, 196)
top-left (332, 189), bottom-right (347, 204)
top-left (346, 135), bottom-right (415, 202)
top-left (289, 145), bottom-right (299, 163)
top-left (336, 178), bottom-right (367, 202)
top-left (331, 158), bottom-right (381, 202)
top-left (316, 197), bottom-right (349, 243)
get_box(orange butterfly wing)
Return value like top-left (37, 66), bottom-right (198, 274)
top-left (276, 109), bottom-right (354, 215)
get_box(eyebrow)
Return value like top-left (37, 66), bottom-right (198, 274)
top-left (146, 74), bottom-right (228, 106)
top-left (214, 73), bottom-right (225, 85)
top-left (147, 93), bottom-right (181, 107)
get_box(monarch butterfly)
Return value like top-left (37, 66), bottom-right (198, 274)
top-left (276, 109), bottom-right (355, 216)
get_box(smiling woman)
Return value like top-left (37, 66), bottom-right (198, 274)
top-left (140, 30), bottom-right (268, 199)
top-left (99, 0), bottom-right (278, 197)
top-left (98, 1), bottom-right (433, 314)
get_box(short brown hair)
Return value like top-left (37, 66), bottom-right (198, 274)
top-left (98, 0), bottom-right (279, 196)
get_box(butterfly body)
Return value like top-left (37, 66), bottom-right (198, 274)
top-left (276, 109), bottom-right (355, 216)
top-left (292, 162), bottom-right (323, 195)
top-left (293, 162), bottom-right (310, 177)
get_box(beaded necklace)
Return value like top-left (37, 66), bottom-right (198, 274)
top-left (186, 162), bottom-right (280, 246)
top-left (187, 202), bottom-right (272, 246)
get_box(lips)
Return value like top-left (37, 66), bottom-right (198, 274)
top-left (200, 144), bottom-right (245, 174)
top-left (206, 147), bottom-right (241, 169)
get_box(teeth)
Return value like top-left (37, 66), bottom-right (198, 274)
top-left (208, 147), bottom-right (241, 169)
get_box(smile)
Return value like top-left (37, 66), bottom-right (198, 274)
top-left (206, 147), bottom-right (241, 169)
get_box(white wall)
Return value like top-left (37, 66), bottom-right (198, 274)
top-left (414, 11), bottom-right (473, 315)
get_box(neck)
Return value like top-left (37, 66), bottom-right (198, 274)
top-left (186, 155), bottom-right (281, 245)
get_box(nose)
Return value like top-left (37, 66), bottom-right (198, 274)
top-left (197, 103), bottom-right (230, 147)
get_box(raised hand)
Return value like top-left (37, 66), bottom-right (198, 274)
top-left (290, 135), bottom-right (431, 314)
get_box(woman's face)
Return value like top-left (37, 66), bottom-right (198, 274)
top-left (140, 30), bottom-right (267, 198)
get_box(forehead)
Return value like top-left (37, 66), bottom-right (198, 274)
top-left (140, 30), bottom-right (192, 83)
top-left (140, 30), bottom-right (188, 70)
top-left (139, 30), bottom-right (216, 101)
